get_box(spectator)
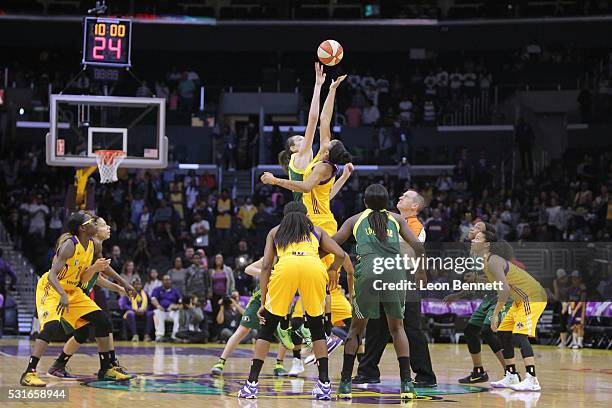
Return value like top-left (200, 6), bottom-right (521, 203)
top-left (151, 274), bottom-right (182, 342)
top-left (398, 95), bottom-right (414, 125)
top-left (208, 254), bottom-right (235, 320)
top-left (553, 268), bottom-right (570, 347)
top-left (425, 208), bottom-right (446, 241)
top-left (0, 249), bottom-right (17, 298)
top-left (109, 245), bottom-right (125, 272)
top-left (191, 212), bottom-right (210, 253)
top-left (169, 182), bottom-right (185, 220)
top-left (183, 247), bottom-right (195, 268)
top-left (344, 102), bottom-right (362, 128)
top-left (362, 99), bottom-right (380, 126)
top-left (19, 194), bottom-right (49, 238)
top-left (237, 197), bottom-right (257, 231)
top-left (398, 157), bottom-right (411, 186)
top-left (132, 236), bottom-right (151, 273)
top-left (144, 268), bottom-right (162, 296)
top-left (136, 80), bottom-right (152, 97)
top-left (597, 264), bottom-right (612, 299)
top-left (155, 81), bottom-right (170, 103)
top-left (176, 295), bottom-right (208, 343)
top-left (167, 257), bottom-right (187, 295)
top-left (120, 260), bottom-right (140, 284)
top-left (215, 190), bottom-right (232, 242)
top-left (119, 279), bottom-right (154, 342)
top-left (222, 126), bottom-right (237, 170)
top-left (138, 205), bottom-right (152, 232)
top-left (48, 202), bottom-right (63, 243)
top-left (118, 222), bottom-right (138, 255)
top-left (177, 72), bottom-right (195, 111)
top-left (347, 68), bottom-right (361, 90)
top-left (185, 253), bottom-right (209, 301)
top-left (216, 291), bottom-right (249, 343)
top-left (153, 199), bottom-right (173, 225)
top-left (424, 71), bottom-right (437, 97)
top-left (515, 117), bottom-right (535, 175)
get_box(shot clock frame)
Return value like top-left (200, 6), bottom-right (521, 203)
top-left (82, 17), bottom-right (132, 67)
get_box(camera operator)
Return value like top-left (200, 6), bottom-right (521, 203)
top-left (216, 291), bottom-right (252, 343)
top-left (176, 295), bottom-right (208, 343)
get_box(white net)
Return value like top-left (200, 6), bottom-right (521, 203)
top-left (95, 150), bottom-right (125, 184)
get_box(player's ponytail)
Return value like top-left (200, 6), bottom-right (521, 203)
top-left (278, 136), bottom-right (298, 173)
top-left (491, 239), bottom-right (514, 261)
top-left (364, 184), bottom-right (389, 243)
top-left (275, 201), bottom-right (315, 250)
top-left (328, 140), bottom-right (352, 165)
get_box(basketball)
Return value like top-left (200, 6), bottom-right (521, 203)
top-left (317, 39), bottom-right (344, 66)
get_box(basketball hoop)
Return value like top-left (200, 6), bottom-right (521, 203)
top-left (95, 150), bottom-right (126, 183)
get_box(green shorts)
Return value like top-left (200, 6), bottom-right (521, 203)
top-left (352, 255), bottom-right (405, 320)
top-left (240, 290), bottom-right (261, 330)
top-left (469, 294), bottom-right (513, 327)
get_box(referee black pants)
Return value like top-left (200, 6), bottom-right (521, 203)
top-left (357, 298), bottom-right (437, 383)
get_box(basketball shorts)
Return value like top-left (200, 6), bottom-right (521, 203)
top-left (291, 283), bottom-right (352, 324)
top-left (310, 214), bottom-right (338, 269)
top-left (36, 274), bottom-right (61, 331)
top-left (241, 290), bottom-right (262, 330)
top-left (265, 256), bottom-right (328, 318)
top-left (469, 294), bottom-right (513, 327)
top-left (59, 286), bottom-right (102, 334)
top-left (497, 300), bottom-right (547, 337)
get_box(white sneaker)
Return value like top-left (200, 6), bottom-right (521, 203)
top-left (490, 371), bottom-right (520, 388)
top-left (510, 373), bottom-right (541, 392)
top-left (571, 344), bottom-right (580, 349)
top-left (288, 358), bottom-right (304, 377)
top-left (557, 342), bottom-right (565, 348)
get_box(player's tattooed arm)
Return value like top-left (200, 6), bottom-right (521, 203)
top-left (261, 162), bottom-right (329, 192)
top-left (487, 254), bottom-right (511, 332)
top-left (330, 163), bottom-right (354, 200)
top-left (48, 239), bottom-right (75, 313)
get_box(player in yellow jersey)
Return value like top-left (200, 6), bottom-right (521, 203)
top-left (262, 74), bottom-right (353, 362)
top-left (20, 212), bottom-right (131, 386)
top-left (471, 230), bottom-right (547, 392)
top-left (237, 202), bottom-right (348, 400)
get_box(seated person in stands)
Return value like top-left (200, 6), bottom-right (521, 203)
top-left (119, 278), bottom-right (154, 342)
top-left (216, 291), bottom-right (251, 343)
top-left (176, 295), bottom-right (208, 343)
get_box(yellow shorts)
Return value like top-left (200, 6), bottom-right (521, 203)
top-left (498, 300), bottom-right (547, 337)
top-left (291, 286), bottom-right (352, 325)
top-left (36, 275), bottom-right (61, 331)
top-left (265, 256), bottom-right (328, 317)
top-left (60, 287), bottom-right (101, 333)
top-left (309, 214), bottom-right (337, 236)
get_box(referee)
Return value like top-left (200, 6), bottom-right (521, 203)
top-left (353, 190), bottom-right (437, 387)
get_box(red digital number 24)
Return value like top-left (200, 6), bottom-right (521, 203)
top-left (93, 36), bottom-right (122, 60)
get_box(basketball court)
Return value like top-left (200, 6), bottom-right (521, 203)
top-left (1, 339), bottom-right (610, 407)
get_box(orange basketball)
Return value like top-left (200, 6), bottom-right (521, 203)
top-left (317, 39), bottom-right (344, 66)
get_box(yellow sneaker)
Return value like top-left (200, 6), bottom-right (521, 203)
top-left (20, 371), bottom-right (47, 387)
top-left (98, 366), bottom-right (131, 381)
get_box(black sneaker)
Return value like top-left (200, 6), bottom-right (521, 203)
top-left (352, 374), bottom-right (381, 384)
top-left (413, 378), bottom-right (437, 388)
top-left (458, 370), bottom-right (489, 384)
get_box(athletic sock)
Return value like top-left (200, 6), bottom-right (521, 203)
top-left (505, 364), bottom-right (517, 374)
top-left (525, 365), bottom-right (536, 377)
top-left (398, 356), bottom-right (412, 381)
top-left (317, 357), bottom-right (329, 383)
top-left (109, 350), bottom-right (117, 364)
top-left (26, 356), bottom-right (40, 373)
top-left (324, 313), bottom-right (332, 337)
top-left (248, 359), bottom-right (264, 383)
top-left (218, 357), bottom-right (226, 365)
top-left (276, 359), bottom-right (283, 366)
top-left (99, 351), bottom-right (112, 370)
top-left (473, 366), bottom-right (484, 374)
top-left (341, 353), bottom-right (356, 381)
top-left (293, 349), bottom-right (301, 359)
top-left (54, 352), bottom-right (72, 368)
top-left (280, 316), bottom-right (290, 330)
top-left (356, 352), bottom-right (364, 363)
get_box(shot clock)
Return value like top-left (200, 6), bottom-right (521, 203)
top-left (82, 17), bottom-right (132, 67)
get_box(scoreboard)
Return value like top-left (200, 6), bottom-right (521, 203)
top-left (82, 17), bottom-right (132, 67)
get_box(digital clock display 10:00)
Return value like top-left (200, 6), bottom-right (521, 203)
top-left (82, 17), bottom-right (132, 67)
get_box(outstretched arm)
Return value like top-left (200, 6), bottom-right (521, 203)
top-left (295, 63), bottom-right (326, 167)
top-left (330, 163), bottom-right (353, 200)
top-left (317, 75), bottom-right (347, 158)
top-left (261, 163), bottom-right (329, 193)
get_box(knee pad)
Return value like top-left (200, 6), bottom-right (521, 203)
top-left (514, 333), bottom-right (534, 358)
top-left (500, 331), bottom-right (515, 359)
top-left (38, 320), bottom-right (62, 343)
top-left (306, 314), bottom-right (326, 341)
top-left (82, 310), bottom-right (112, 338)
top-left (73, 325), bottom-right (90, 344)
top-left (464, 323), bottom-right (482, 354)
top-left (256, 310), bottom-right (282, 343)
top-left (481, 325), bottom-right (503, 354)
